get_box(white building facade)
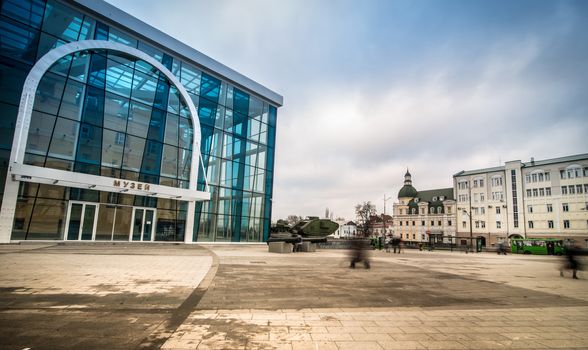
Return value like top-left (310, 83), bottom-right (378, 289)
top-left (391, 171), bottom-right (456, 244)
top-left (454, 154), bottom-right (588, 247)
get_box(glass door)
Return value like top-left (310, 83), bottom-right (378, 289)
top-left (130, 207), bottom-right (156, 242)
top-left (65, 202), bottom-right (98, 241)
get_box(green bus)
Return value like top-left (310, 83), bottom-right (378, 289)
top-left (511, 238), bottom-right (566, 255)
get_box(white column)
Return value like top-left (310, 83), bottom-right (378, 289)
top-left (0, 176), bottom-right (19, 243)
top-left (184, 201), bottom-right (196, 244)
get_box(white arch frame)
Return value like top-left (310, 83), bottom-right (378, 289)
top-left (0, 40), bottom-right (210, 243)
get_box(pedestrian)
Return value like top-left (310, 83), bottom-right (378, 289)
top-left (560, 243), bottom-right (582, 279)
top-left (349, 238), bottom-right (370, 269)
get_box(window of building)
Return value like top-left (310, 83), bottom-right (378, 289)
top-left (430, 207), bottom-right (434, 214)
top-left (462, 221), bottom-right (466, 228)
top-left (431, 221), bottom-right (434, 226)
top-left (473, 207), bottom-right (479, 215)
top-left (481, 207), bottom-right (485, 215)
top-left (547, 204), bottom-right (553, 212)
top-left (548, 220), bottom-right (554, 229)
top-left (546, 187), bottom-right (551, 196)
top-left (491, 176), bottom-right (503, 187)
top-left (411, 208), bottom-right (416, 214)
top-left (447, 207), bottom-right (452, 214)
top-left (432, 196), bottom-right (438, 201)
top-left (532, 189), bottom-right (538, 197)
top-left (458, 181), bottom-right (468, 190)
top-left (481, 221), bottom-right (486, 228)
top-left (539, 188), bottom-right (545, 196)
top-left (526, 189), bottom-right (532, 197)
top-left (421, 220), bottom-right (425, 226)
top-left (528, 221), bottom-right (534, 229)
top-left (528, 205), bottom-right (533, 213)
top-left (480, 193), bottom-right (485, 202)
top-left (473, 180), bottom-right (478, 188)
top-left (545, 172), bottom-right (550, 181)
top-left (564, 220), bottom-right (570, 229)
top-left (584, 167), bottom-right (588, 177)
top-left (412, 221), bottom-right (415, 226)
top-left (438, 220), bottom-right (442, 226)
top-left (496, 221), bottom-right (501, 229)
top-left (399, 221), bottom-right (402, 226)
top-left (531, 173), bottom-right (537, 182)
top-left (473, 193), bottom-right (479, 202)
top-left (538, 173), bottom-right (544, 182)
top-left (421, 235), bottom-right (425, 240)
top-left (406, 221), bottom-right (409, 226)
top-left (399, 209), bottom-right (403, 215)
top-left (437, 207), bottom-right (442, 214)
top-left (412, 234), bottom-right (416, 239)
top-left (496, 207), bottom-right (501, 214)
top-left (475, 221), bottom-right (480, 228)
top-left (480, 179), bottom-right (484, 187)
top-left (577, 185), bottom-right (583, 194)
top-left (569, 185), bottom-right (575, 195)
top-left (525, 174), bottom-right (531, 183)
top-left (563, 203), bottom-right (569, 212)
top-left (560, 169), bottom-right (565, 179)
top-left (439, 196), bottom-right (444, 201)
top-left (448, 220), bottom-right (452, 226)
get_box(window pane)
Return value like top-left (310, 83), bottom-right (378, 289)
top-left (48, 117), bottom-right (79, 160)
top-left (1, 0), bottom-right (45, 29)
top-left (58, 78), bottom-right (85, 121)
top-left (161, 144), bottom-right (178, 178)
top-left (102, 129), bottom-right (125, 168)
top-left (103, 93), bottom-right (129, 131)
top-left (131, 70), bottom-right (157, 105)
top-left (180, 63), bottom-right (201, 95)
top-left (26, 111), bottom-right (56, 157)
top-left (105, 57), bottom-right (134, 98)
top-left (127, 101), bottom-right (151, 138)
top-left (0, 16), bottom-right (40, 64)
top-left (164, 113), bottom-right (179, 146)
top-left (33, 72), bottom-right (66, 115)
top-left (122, 135), bottom-right (145, 172)
top-left (179, 117), bottom-right (193, 149)
top-left (178, 148), bottom-right (191, 180)
top-left (42, 0), bottom-right (83, 42)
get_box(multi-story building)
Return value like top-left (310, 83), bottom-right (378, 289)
top-left (0, 0), bottom-right (282, 243)
top-left (391, 171), bottom-right (456, 244)
top-left (453, 154), bottom-right (588, 247)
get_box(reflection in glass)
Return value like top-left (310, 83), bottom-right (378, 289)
top-left (113, 206), bottom-right (132, 241)
top-left (48, 117), bottom-right (79, 160)
top-left (26, 112), bottom-right (56, 157)
top-left (102, 129), bottom-right (125, 168)
top-left (127, 101), bottom-right (151, 138)
top-left (103, 93), bottom-right (129, 130)
top-left (67, 203), bottom-right (82, 240)
top-left (58, 79), bottom-right (85, 121)
top-left (33, 72), bottom-right (66, 115)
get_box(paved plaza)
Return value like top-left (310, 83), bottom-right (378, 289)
top-left (1, 243), bottom-right (587, 349)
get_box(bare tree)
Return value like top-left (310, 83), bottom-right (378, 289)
top-left (355, 201), bottom-right (376, 237)
top-left (286, 215), bottom-right (302, 226)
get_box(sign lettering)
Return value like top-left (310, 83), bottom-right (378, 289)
top-left (112, 180), bottom-right (151, 191)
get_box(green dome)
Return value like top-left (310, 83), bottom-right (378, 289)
top-left (398, 185), bottom-right (418, 198)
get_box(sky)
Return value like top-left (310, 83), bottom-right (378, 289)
top-left (107, 0), bottom-right (588, 221)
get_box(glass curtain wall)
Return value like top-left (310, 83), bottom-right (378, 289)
top-left (0, 0), bottom-right (277, 242)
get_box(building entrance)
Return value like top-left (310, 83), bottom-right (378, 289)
top-left (65, 202), bottom-right (99, 241)
top-left (131, 208), bottom-right (156, 242)
top-left (65, 202), bottom-right (156, 242)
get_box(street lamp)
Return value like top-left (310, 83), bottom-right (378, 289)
top-left (462, 209), bottom-right (473, 253)
top-left (383, 194), bottom-right (392, 237)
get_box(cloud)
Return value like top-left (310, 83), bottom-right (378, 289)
top-left (108, 0), bottom-right (588, 221)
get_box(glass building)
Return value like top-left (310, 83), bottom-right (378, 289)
top-left (0, 0), bottom-right (282, 243)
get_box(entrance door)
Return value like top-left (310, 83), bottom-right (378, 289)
top-left (131, 208), bottom-right (156, 242)
top-left (65, 202), bottom-right (98, 241)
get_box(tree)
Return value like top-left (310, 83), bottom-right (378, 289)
top-left (355, 201), bottom-right (377, 237)
top-left (286, 215), bottom-right (302, 226)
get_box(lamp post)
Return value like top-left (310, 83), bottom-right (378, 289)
top-left (383, 194), bottom-right (392, 237)
top-left (462, 209), bottom-right (473, 253)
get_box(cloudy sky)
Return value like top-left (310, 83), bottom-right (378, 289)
top-left (108, 0), bottom-right (588, 221)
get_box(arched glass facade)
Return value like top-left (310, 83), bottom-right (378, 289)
top-left (0, 0), bottom-right (280, 243)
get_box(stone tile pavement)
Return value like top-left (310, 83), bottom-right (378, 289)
top-left (1, 243), bottom-right (588, 349)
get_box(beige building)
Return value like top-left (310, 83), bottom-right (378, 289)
top-left (391, 171), bottom-right (456, 244)
top-left (454, 154), bottom-right (588, 247)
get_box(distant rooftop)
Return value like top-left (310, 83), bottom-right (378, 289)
top-left (454, 153), bottom-right (588, 177)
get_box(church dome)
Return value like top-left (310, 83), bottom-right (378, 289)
top-left (398, 169), bottom-right (418, 198)
top-left (398, 185), bottom-right (418, 198)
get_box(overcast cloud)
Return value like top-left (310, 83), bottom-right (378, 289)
top-left (108, 0), bottom-right (588, 220)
